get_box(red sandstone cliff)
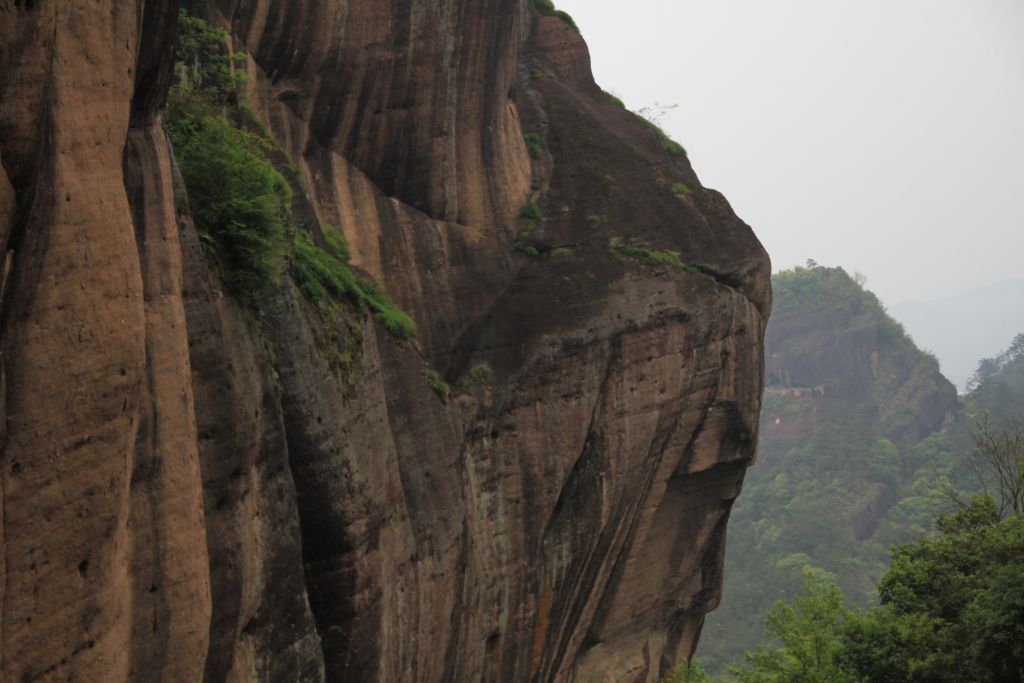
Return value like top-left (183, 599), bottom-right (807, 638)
top-left (0, 2), bottom-right (770, 681)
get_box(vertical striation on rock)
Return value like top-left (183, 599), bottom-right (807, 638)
top-left (0, 2), bottom-right (770, 681)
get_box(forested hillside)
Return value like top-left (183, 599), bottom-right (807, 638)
top-left (699, 266), bottom-right (963, 672)
top-left (709, 335), bottom-right (1024, 680)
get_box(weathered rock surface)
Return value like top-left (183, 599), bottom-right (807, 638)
top-left (0, 2), bottom-right (769, 681)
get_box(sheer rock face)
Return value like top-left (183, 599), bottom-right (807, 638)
top-left (0, 2), bottom-right (769, 682)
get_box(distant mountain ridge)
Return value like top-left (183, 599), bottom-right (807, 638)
top-left (889, 279), bottom-right (1024, 392)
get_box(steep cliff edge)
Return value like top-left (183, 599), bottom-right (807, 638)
top-left (0, 2), bottom-right (769, 681)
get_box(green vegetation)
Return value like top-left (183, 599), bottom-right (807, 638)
top-left (292, 229), bottom-right (416, 339)
top-left (616, 244), bottom-right (695, 272)
top-left (166, 12), bottom-right (287, 303)
top-left (523, 132), bottom-right (543, 160)
top-left (167, 109), bottom-right (291, 301)
top-left (515, 202), bottom-right (543, 255)
top-left (531, 65), bottom-right (556, 79)
top-left (519, 202), bottom-right (543, 221)
top-left (729, 567), bottom-right (857, 683)
top-left (671, 182), bottom-right (690, 194)
top-left (469, 364), bottom-right (491, 386)
top-left (167, 11), bottom-right (415, 339)
top-left (604, 90), bottom-right (626, 108)
top-left (713, 498), bottom-right (1024, 683)
top-left (172, 10), bottom-right (247, 105)
top-left (642, 119), bottom-right (687, 158)
top-left (553, 10), bottom-right (579, 32)
top-left (698, 268), bottom-right (1024, 678)
top-left (532, 0), bottom-right (579, 32)
top-left (424, 369), bottom-right (450, 399)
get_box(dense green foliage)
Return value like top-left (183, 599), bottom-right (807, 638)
top-left (519, 202), bottom-right (543, 221)
top-left (167, 106), bottom-right (291, 300)
top-left (167, 12), bottom-right (287, 302)
top-left (715, 499), bottom-right (1024, 683)
top-left (729, 568), bottom-right (858, 683)
top-left (173, 10), bottom-right (247, 105)
top-left (167, 12), bottom-right (414, 339)
top-left (843, 498), bottom-right (1024, 682)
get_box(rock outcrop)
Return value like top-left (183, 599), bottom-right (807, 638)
top-left (0, 2), bottom-right (769, 681)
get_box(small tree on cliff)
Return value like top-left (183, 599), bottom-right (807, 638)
top-left (173, 10), bottom-right (247, 106)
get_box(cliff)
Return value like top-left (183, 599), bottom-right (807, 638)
top-left (699, 266), bottom-right (957, 672)
top-left (0, 2), bottom-right (769, 681)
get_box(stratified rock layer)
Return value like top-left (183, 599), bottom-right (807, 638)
top-left (0, 2), bottom-right (769, 681)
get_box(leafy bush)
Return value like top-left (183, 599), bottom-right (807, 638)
top-left (519, 202), bottom-right (543, 221)
top-left (523, 132), bottom-right (543, 160)
top-left (167, 11), bottom-right (288, 303)
top-left (671, 182), bottom-right (690, 194)
top-left (533, 0), bottom-right (555, 12)
top-left (173, 10), bottom-right (247, 105)
top-left (292, 230), bottom-right (416, 340)
top-left (167, 103), bottom-right (290, 301)
top-left (424, 370), bottom-right (449, 399)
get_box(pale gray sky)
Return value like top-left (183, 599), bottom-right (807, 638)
top-left (557, 0), bottom-right (1024, 306)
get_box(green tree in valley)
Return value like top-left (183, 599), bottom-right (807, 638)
top-left (720, 495), bottom-right (1023, 683)
top-left (727, 568), bottom-right (857, 683)
top-left (841, 496), bottom-right (1024, 682)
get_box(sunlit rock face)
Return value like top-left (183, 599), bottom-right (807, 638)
top-left (0, 1), bottom-right (769, 681)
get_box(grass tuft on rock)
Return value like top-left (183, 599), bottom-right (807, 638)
top-left (293, 230), bottom-right (416, 340)
top-left (641, 119), bottom-right (687, 158)
top-left (616, 244), bottom-right (697, 273)
top-left (424, 369), bottom-right (450, 399)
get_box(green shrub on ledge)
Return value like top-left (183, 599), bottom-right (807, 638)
top-left (524, 132), bottom-right (543, 160)
top-left (616, 245), bottom-right (697, 273)
top-left (424, 370), bottom-right (450, 399)
top-left (167, 105), bottom-right (291, 302)
top-left (519, 202), bottom-right (543, 221)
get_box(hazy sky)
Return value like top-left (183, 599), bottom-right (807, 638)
top-left (556, 0), bottom-right (1024, 305)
